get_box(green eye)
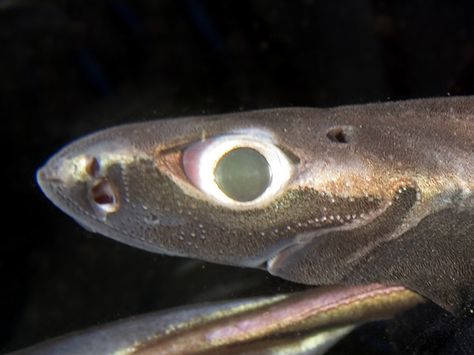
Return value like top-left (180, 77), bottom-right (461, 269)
top-left (214, 147), bottom-right (271, 202)
top-left (182, 133), bottom-right (293, 207)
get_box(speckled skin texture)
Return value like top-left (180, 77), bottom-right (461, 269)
top-left (37, 96), bottom-right (474, 311)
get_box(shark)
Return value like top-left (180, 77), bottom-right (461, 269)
top-left (28, 96), bottom-right (473, 353)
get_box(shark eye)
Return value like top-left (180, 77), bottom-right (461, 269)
top-left (182, 133), bottom-right (293, 207)
top-left (215, 147), bottom-right (271, 202)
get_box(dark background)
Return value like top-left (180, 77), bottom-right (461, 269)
top-left (2, 1), bottom-right (474, 353)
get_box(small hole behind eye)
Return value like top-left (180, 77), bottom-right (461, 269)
top-left (326, 126), bottom-right (355, 143)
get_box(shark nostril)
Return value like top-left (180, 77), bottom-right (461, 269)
top-left (92, 184), bottom-right (114, 204)
top-left (85, 156), bottom-right (100, 177)
top-left (90, 178), bottom-right (119, 214)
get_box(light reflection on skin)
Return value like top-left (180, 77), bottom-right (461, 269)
top-left (10, 284), bottom-right (424, 355)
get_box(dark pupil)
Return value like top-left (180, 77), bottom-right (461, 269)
top-left (214, 147), bottom-right (271, 202)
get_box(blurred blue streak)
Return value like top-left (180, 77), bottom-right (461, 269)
top-left (182, 0), bottom-right (225, 55)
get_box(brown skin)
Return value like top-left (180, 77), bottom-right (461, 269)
top-left (37, 96), bottom-right (474, 311)
top-left (10, 284), bottom-right (424, 354)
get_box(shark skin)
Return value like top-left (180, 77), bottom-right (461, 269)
top-left (36, 96), bottom-right (474, 313)
top-left (10, 284), bottom-right (423, 355)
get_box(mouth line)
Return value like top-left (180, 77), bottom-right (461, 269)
top-left (264, 213), bottom-right (384, 274)
top-left (265, 242), bottom-right (305, 273)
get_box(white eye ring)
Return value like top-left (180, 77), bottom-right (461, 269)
top-left (182, 132), bottom-right (294, 209)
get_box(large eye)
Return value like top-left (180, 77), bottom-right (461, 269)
top-left (214, 147), bottom-right (270, 202)
top-left (182, 133), bottom-right (293, 208)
